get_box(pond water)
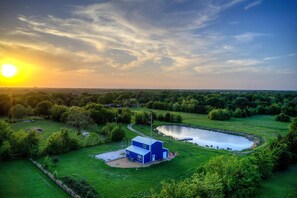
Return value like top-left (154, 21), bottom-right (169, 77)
top-left (156, 125), bottom-right (254, 151)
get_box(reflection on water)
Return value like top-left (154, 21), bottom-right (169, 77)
top-left (156, 125), bottom-right (254, 151)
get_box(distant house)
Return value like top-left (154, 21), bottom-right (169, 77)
top-left (126, 136), bottom-right (169, 164)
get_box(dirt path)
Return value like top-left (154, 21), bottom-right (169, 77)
top-left (127, 123), bottom-right (146, 137)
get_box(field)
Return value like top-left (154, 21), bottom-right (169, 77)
top-left (0, 160), bottom-right (68, 198)
top-left (8, 118), bottom-right (103, 150)
top-left (36, 126), bottom-right (223, 197)
top-left (0, 110), bottom-right (294, 197)
top-left (259, 165), bottom-right (297, 198)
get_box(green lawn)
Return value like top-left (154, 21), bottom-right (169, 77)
top-left (38, 127), bottom-right (224, 198)
top-left (9, 119), bottom-right (103, 150)
top-left (11, 119), bottom-right (74, 149)
top-left (259, 165), bottom-right (297, 198)
top-left (0, 160), bottom-right (68, 198)
top-left (2, 110), bottom-right (293, 197)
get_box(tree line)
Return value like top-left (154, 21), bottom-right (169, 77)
top-left (1, 90), bottom-right (296, 118)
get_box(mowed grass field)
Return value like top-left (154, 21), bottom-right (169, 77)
top-left (259, 165), bottom-right (297, 198)
top-left (0, 110), bottom-right (293, 197)
top-left (10, 119), bottom-right (75, 149)
top-left (0, 160), bottom-right (68, 198)
top-left (9, 118), bottom-right (103, 150)
top-left (37, 126), bottom-right (224, 197)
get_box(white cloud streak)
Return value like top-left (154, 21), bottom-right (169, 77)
top-left (244, 0), bottom-right (263, 10)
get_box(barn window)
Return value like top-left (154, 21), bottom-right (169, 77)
top-left (137, 155), bottom-right (142, 161)
top-left (142, 144), bottom-right (147, 149)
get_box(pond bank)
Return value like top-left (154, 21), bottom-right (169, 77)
top-left (154, 123), bottom-right (263, 153)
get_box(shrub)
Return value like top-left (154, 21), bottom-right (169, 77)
top-left (100, 123), bottom-right (125, 142)
top-left (208, 109), bottom-right (231, 121)
top-left (110, 126), bottom-right (125, 141)
top-left (62, 176), bottom-right (98, 198)
top-left (232, 108), bottom-right (247, 118)
top-left (44, 129), bottom-right (79, 155)
top-left (275, 113), bottom-right (290, 122)
top-left (0, 141), bottom-right (12, 160)
top-left (135, 111), bottom-right (150, 125)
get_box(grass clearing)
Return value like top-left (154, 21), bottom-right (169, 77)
top-left (0, 160), bottom-right (68, 198)
top-left (259, 165), bottom-right (297, 198)
top-left (37, 127), bottom-right (223, 197)
top-left (9, 118), bottom-right (104, 150)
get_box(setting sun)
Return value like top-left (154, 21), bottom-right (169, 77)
top-left (1, 64), bottom-right (17, 78)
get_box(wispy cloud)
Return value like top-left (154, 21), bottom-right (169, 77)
top-left (244, 0), bottom-right (263, 10)
top-left (234, 32), bottom-right (271, 42)
top-left (0, 0), bottom-right (245, 74)
top-left (263, 53), bottom-right (296, 61)
top-left (226, 59), bottom-right (263, 66)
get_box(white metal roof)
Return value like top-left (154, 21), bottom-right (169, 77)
top-left (132, 136), bottom-right (162, 145)
top-left (126, 145), bottom-right (150, 156)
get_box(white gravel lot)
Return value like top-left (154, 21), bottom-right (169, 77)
top-left (94, 149), bottom-right (126, 162)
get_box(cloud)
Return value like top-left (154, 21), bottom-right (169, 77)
top-left (1, 0), bottom-right (244, 75)
top-left (226, 59), bottom-right (263, 66)
top-left (244, 0), bottom-right (263, 10)
top-left (263, 53), bottom-right (296, 61)
top-left (234, 32), bottom-right (271, 42)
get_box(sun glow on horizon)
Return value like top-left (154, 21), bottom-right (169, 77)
top-left (1, 64), bottom-right (17, 78)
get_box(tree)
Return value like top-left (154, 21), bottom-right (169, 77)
top-left (233, 97), bottom-right (250, 109)
top-left (25, 130), bottom-right (40, 157)
top-left (165, 112), bottom-right (171, 122)
top-left (100, 123), bottom-right (125, 142)
top-left (135, 111), bottom-right (150, 125)
top-left (0, 121), bottom-right (12, 145)
top-left (208, 109), bottom-right (231, 121)
top-left (287, 117), bottom-right (297, 162)
top-left (85, 103), bottom-right (115, 124)
top-left (51, 104), bottom-right (69, 122)
top-left (9, 104), bottom-right (27, 120)
top-left (232, 108), bottom-right (247, 118)
top-left (45, 129), bottom-right (79, 155)
top-left (275, 113), bottom-right (290, 122)
top-left (0, 141), bottom-right (12, 160)
top-left (67, 106), bottom-right (93, 134)
top-left (251, 149), bottom-right (274, 179)
top-left (36, 100), bottom-right (53, 118)
top-left (117, 108), bottom-right (132, 123)
top-left (27, 106), bottom-right (35, 119)
top-left (0, 94), bottom-right (11, 116)
top-left (110, 126), bottom-right (125, 141)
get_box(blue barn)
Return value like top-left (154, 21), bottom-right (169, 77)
top-left (126, 136), bottom-right (169, 164)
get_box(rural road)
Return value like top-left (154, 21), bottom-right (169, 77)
top-left (127, 123), bottom-right (146, 137)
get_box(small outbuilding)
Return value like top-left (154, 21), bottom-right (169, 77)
top-left (126, 136), bottom-right (169, 164)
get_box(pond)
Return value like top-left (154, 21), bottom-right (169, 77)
top-left (156, 125), bottom-right (254, 151)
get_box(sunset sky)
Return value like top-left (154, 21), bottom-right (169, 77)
top-left (0, 0), bottom-right (296, 90)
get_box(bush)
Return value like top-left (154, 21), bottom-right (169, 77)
top-left (100, 123), bottom-right (125, 142)
top-left (62, 176), bottom-right (98, 198)
top-left (0, 141), bottom-right (12, 160)
top-left (110, 126), bottom-right (125, 141)
top-left (44, 129), bottom-right (79, 155)
top-left (208, 109), bottom-right (231, 121)
top-left (135, 111), bottom-right (150, 125)
top-left (275, 113), bottom-right (290, 122)
top-left (232, 108), bottom-right (247, 118)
